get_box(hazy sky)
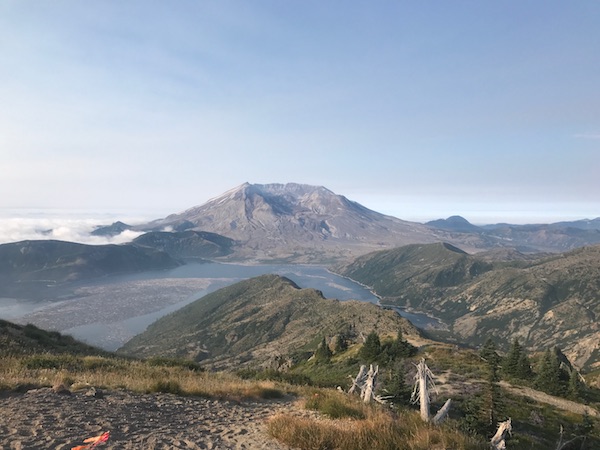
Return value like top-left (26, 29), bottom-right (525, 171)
top-left (1, 1), bottom-right (599, 224)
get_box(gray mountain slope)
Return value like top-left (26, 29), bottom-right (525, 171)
top-left (142, 183), bottom-right (456, 262)
top-left (139, 183), bottom-right (600, 263)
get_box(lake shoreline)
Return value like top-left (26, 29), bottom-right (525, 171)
top-left (1, 262), bottom-right (446, 350)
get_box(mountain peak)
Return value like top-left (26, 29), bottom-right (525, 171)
top-left (143, 182), bottom-right (435, 262)
top-left (426, 216), bottom-right (481, 233)
top-left (200, 183), bottom-right (333, 208)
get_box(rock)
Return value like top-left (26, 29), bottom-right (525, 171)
top-left (52, 383), bottom-right (71, 395)
top-left (84, 387), bottom-right (104, 399)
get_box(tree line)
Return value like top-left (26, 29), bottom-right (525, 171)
top-left (481, 337), bottom-right (585, 400)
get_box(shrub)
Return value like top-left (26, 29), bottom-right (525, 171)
top-left (21, 354), bottom-right (83, 371)
top-left (82, 356), bottom-right (121, 371)
top-left (22, 324), bottom-right (47, 341)
top-left (236, 368), bottom-right (312, 386)
top-left (146, 357), bottom-right (203, 372)
top-left (257, 387), bottom-right (285, 399)
top-left (149, 379), bottom-right (182, 395)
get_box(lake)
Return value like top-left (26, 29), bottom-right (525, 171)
top-left (1, 262), bottom-right (444, 350)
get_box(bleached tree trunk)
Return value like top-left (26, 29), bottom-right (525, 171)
top-left (554, 424), bottom-right (587, 450)
top-left (431, 399), bottom-right (452, 425)
top-left (348, 364), bottom-right (380, 403)
top-left (418, 365), bottom-right (430, 421)
top-left (412, 358), bottom-right (435, 422)
top-left (348, 365), bottom-right (367, 395)
top-left (490, 418), bottom-right (512, 450)
top-left (361, 364), bottom-right (379, 403)
top-left (411, 358), bottom-right (451, 424)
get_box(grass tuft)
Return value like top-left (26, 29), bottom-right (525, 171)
top-left (150, 379), bottom-right (182, 395)
top-left (256, 387), bottom-right (285, 399)
top-left (304, 390), bottom-right (366, 419)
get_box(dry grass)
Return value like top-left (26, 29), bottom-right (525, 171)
top-left (267, 387), bottom-right (487, 449)
top-left (303, 389), bottom-right (367, 419)
top-left (268, 406), bottom-right (487, 450)
top-left (0, 354), bottom-right (291, 401)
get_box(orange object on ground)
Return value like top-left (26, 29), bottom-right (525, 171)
top-left (71, 431), bottom-right (110, 449)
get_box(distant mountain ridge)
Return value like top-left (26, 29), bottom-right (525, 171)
top-left (426, 215), bottom-right (600, 253)
top-left (133, 183), bottom-right (600, 262)
top-left (482, 217), bottom-right (600, 231)
top-left (425, 215), bottom-right (482, 233)
top-left (0, 240), bottom-right (180, 298)
top-left (91, 221), bottom-right (133, 237)
top-left (335, 242), bottom-right (600, 370)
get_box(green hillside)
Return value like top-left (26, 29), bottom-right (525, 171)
top-left (335, 243), bottom-right (600, 370)
top-left (132, 230), bottom-right (235, 259)
top-left (0, 319), bottom-right (108, 357)
top-left (119, 274), bottom-right (421, 369)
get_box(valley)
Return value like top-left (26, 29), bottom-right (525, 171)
top-left (1, 262), bottom-right (436, 351)
top-left (1, 183), bottom-right (598, 367)
top-left (1, 181), bottom-right (599, 449)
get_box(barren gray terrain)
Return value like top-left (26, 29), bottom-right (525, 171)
top-left (0, 262), bottom-right (385, 351)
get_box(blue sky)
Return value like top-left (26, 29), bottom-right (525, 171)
top-left (1, 1), bottom-right (599, 224)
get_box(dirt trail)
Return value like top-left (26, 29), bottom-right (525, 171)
top-left (0, 388), bottom-right (306, 449)
top-left (499, 381), bottom-right (599, 417)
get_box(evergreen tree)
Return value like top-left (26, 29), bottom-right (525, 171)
top-left (480, 338), bottom-right (501, 367)
top-left (333, 334), bottom-right (348, 353)
top-left (314, 336), bottom-right (332, 362)
top-left (359, 331), bottom-right (382, 363)
top-left (553, 347), bottom-right (572, 386)
top-left (393, 328), bottom-right (417, 358)
top-left (535, 348), bottom-right (563, 396)
top-left (567, 368), bottom-right (584, 400)
top-left (386, 360), bottom-right (412, 405)
top-left (516, 352), bottom-right (533, 379)
top-left (575, 412), bottom-right (594, 438)
top-left (461, 396), bottom-right (485, 436)
top-left (481, 339), bottom-right (503, 429)
top-left (502, 337), bottom-right (524, 379)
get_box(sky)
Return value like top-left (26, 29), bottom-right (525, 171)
top-left (1, 1), bottom-right (599, 235)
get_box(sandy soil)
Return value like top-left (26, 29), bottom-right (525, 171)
top-left (0, 387), bottom-right (306, 449)
top-left (499, 381), bottom-right (600, 418)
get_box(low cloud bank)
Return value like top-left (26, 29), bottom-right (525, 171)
top-left (0, 214), bottom-right (147, 246)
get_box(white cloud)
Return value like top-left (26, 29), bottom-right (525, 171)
top-left (0, 213), bottom-right (147, 246)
